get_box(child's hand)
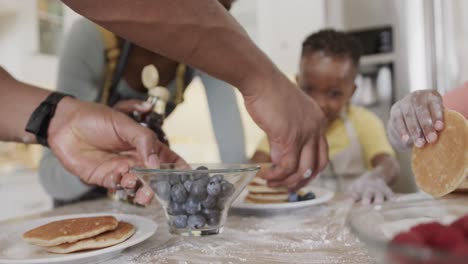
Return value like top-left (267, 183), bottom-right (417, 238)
top-left (347, 169), bottom-right (394, 205)
top-left (387, 90), bottom-right (444, 150)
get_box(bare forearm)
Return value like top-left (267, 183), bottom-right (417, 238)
top-left (0, 67), bottom-right (79, 145)
top-left (0, 68), bottom-right (49, 143)
top-left (371, 154), bottom-right (400, 185)
top-left (62, 0), bottom-right (282, 95)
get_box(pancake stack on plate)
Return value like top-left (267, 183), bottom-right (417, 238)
top-left (244, 176), bottom-right (289, 204)
top-left (22, 216), bottom-right (135, 254)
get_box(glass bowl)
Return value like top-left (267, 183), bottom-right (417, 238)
top-left (347, 197), bottom-right (468, 264)
top-left (132, 163), bottom-right (260, 236)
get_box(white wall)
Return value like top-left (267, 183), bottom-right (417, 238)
top-left (326, 0), bottom-right (393, 30)
top-left (256, 0), bottom-right (326, 75)
top-left (0, 1), bottom-right (38, 80)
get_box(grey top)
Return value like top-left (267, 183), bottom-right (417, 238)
top-left (39, 19), bottom-right (246, 201)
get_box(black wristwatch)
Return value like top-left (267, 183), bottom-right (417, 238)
top-left (25, 92), bottom-right (72, 147)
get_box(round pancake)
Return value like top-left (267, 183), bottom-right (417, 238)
top-left (247, 176), bottom-right (288, 194)
top-left (23, 216), bottom-right (118, 247)
top-left (244, 196), bottom-right (288, 204)
top-left (245, 176), bottom-right (289, 204)
top-left (46, 221), bottom-right (135, 254)
top-left (412, 110), bottom-right (468, 197)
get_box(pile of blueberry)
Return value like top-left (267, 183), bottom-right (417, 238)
top-left (151, 166), bottom-right (235, 230)
top-left (287, 191), bottom-right (316, 202)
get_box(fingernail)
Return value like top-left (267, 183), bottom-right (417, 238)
top-left (427, 132), bottom-right (437, 143)
top-left (141, 101), bottom-right (152, 109)
top-left (303, 169), bottom-right (313, 179)
top-left (127, 179), bottom-right (136, 188)
top-left (147, 154), bottom-right (159, 168)
top-left (415, 138), bottom-right (425, 148)
top-left (134, 197), bottom-right (144, 205)
top-left (401, 134), bottom-right (410, 144)
top-left (435, 121), bottom-right (444, 131)
top-left (110, 175), bottom-right (117, 189)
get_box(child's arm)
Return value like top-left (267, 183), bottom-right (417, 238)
top-left (348, 107), bottom-right (401, 204)
top-left (370, 153), bottom-right (400, 185)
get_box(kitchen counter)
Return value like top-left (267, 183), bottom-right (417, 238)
top-left (2, 195), bottom-right (374, 264)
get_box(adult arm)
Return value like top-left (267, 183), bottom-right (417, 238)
top-left (39, 19), bottom-right (107, 201)
top-left (0, 67), bottom-right (185, 205)
top-left (63, 0), bottom-right (329, 190)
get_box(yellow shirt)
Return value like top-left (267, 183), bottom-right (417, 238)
top-left (256, 106), bottom-right (395, 169)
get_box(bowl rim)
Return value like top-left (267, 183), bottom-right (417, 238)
top-left (347, 197), bottom-right (468, 261)
top-left (130, 163), bottom-right (261, 174)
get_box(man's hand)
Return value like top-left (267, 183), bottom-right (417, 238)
top-left (47, 98), bottom-right (185, 205)
top-left (113, 99), bottom-right (152, 115)
top-left (388, 90), bottom-right (444, 150)
top-left (244, 75), bottom-right (329, 191)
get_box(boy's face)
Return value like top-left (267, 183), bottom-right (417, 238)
top-left (297, 52), bottom-right (357, 123)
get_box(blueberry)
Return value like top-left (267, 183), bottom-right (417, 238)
top-left (172, 215), bottom-right (188, 228)
top-left (191, 173), bottom-right (209, 181)
top-left (167, 201), bottom-right (186, 215)
top-left (156, 173), bottom-right (170, 182)
top-left (154, 181), bottom-right (171, 202)
top-left (192, 166), bottom-right (209, 180)
top-left (187, 215), bottom-right (206, 229)
top-left (169, 174), bottom-right (181, 185)
top-left (288, 192), bottom-right (299, 202)
top-left (185, 197), bottom-right (202, 215)
top-left (299, 192), bottom-right (316, 201)
top-left (180, 173), bottom-right (190, 182)
top-left (201, 195), bottom-right (217, 209)
top-left (170, 183), bottom-right (188, 203)
top-left (183, 180), bottom-right (193, 192)
top-left (207, 215), bottom-right (220, 226)
top-left (211, 174), bottom-right (224, 183)
top-left (190, 180), bottom-right (208, 200)
top-left (220, 181), bottom-right (235, 198)
top-left (207, 180), bottom-right (221, 196)
top-left (217, 197), bottom-right (228, 210)
top-left (202, 209), bottom-right (221, 226)
top-left (202, 208), bottom-right (220, 218)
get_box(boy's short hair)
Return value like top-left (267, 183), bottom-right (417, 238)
top-left (302, 29), bottom-right (362, 66)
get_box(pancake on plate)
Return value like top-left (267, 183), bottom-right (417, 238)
top-left (22, 216), bottom-right (119, 247)
top-left (45, 221), bottom-right (135, 254)
top-left (245, 176), bottom-right (289, 204)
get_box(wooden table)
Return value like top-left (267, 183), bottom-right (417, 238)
top-left (3, 195), bottom-right (374, 264)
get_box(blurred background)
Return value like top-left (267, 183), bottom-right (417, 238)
top-left (0, 0), bottom-right (467, 220)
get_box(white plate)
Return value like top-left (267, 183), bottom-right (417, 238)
top-left (0, 213), bottom-right (157, 264)
top-left (232, 186), bottom-right (334, 210)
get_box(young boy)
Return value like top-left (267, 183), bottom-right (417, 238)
top-left (251, 29), bottom-right (400, 205)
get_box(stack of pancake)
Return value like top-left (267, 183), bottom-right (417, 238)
top-left (22, 216), bottom-right (135, 254)
top-left (244, 176), bottom-right (289, 204)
